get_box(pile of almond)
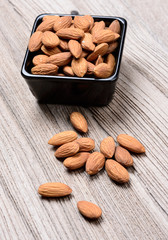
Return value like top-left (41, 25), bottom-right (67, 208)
top-left (28, 15), bottom-right (121, 78)
top-left (38, 112), bottom-right (145, 219)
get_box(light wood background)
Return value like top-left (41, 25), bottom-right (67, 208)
top-left (0, 0), bottom-right (168, 239)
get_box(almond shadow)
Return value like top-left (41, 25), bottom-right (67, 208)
top-left (66, 167), bottom-right (85, 175)
top-left (40, 194), bottom-right (73, 202)
top-left (109, 178), bottom-right (131, 188)
top-left (79, 214), bottom-right (103, 224)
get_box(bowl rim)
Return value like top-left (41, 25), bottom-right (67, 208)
top-left (21, 13), bottom-right (127, 83)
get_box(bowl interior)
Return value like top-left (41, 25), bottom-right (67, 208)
top-left (22, 14), bottom-right (127, 82)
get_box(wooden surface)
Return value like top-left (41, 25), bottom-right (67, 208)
top-left (0, 0), bottom-right (168, 239)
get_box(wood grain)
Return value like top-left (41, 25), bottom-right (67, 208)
top-left (0, 0), bottom-right (168, 239)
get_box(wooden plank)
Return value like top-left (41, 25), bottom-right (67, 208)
top-left (0, 0), bottom-right (168, 239)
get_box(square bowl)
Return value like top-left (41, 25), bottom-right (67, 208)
top-left (21, 13), bottom-right (127, 106)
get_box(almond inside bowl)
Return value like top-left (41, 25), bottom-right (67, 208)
top-left (21, 14), bottom-right (127, 105)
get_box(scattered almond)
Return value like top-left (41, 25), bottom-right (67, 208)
top-left (48, 130), bottom-right (77, 146)
top-left (105, 160), bottom-right (129, 183)
top-left (32, 54), bottom-right (48, 65)
top-left (40, 106), bottom-right (145, 218)
top-left (100, 136), bottom-right (115, 158)
top-left (31, 64), bottom-right (58, 75)
top-left (71, 58), bottom-right (88, 77)
top-left (63, 152), bottom-right (90, 170)
top-left (68, 40), bottom-right (82, 58)
top-left (70, 112), bottom-right (88, 133)
top-left (86, 152), bottom-right (105, 175)
top-left (76, 138), bottom-right (95, 151)
top-left (115, 146), bottom-right (133, 167)
top-left (28, 31), bottom-right (43, 52)
top-left (38, 182), bottom-right (72, 197)
top-left (117, 134), bottom-right (145, 153)
top-left (77, 201), bottom-right (102, 219)
top-left (55, 141), bottom-right (79, 158)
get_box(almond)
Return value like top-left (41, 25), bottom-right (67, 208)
top-left (53, 16), bottom-right (72, 31)
top-left (46, 52), bottom-right (72, 66)
top-left (91, 21), bottom-right (105, 38)
top-left (31, 64), bottom-right (58, 75)
top-left (41, 45), bottom-right (61, 55)
top-left (105, 160), bottom-right (129, 183)
top-left (57, 28), bottom-right (84, 40)
top-left (42, 15), bottom-right (60, 22)
top-left (94, 63), bottom-right (112, 78)
top-left (81, 33), bottom-right (95, 51)
top-left (100, 136), bottom-right (115, 158)
top-left (59, 39), bottom-right (69, 50)
top-left (48, 130), bottom-right (78, 146)
top-left (85, 15), bottom-right (94, 31)
top-left (36, 18), bottom-right (58, 32)
top-left (74, 16), bottom-right (90, 32)
top-left (76, 138), bottom-right (95, 151)
top-left (87, 43), bottom-right (108, 62)
top-left (70, 112), bottom-right (88, 133)
top-left (63, 66), bottom-right (74, 76)
top-left (81, 50), bottom-right (89, 58)
top-left (71, 58), bottom-right (88, 77)
top-left (68, 40), bottom-right (82, 58)
top-left (87, 62), bottom-right (95, 75)
top-left (42, 31), bottom-right (60, 48)
top-left (38, 182), bottom-right (72, 197)
top-left (77, 201), bottom-right (102, 219)
top-left (93, 29), bottom-right (120, 43)
top-left (106, 53), bottom-right (116, 74)
top-left (32, 54), bottom-right (48, 65)
top-left (69, 24), bottom-right (75, 28)
top-left (57, 73), bottom-right (65, 76)
top-left (109, 20), bottom-right (121, 34)
top-left (115, 146), bottom-right (133, 167)
top-left (63, 152), bottom-right (90, 170)
top-left (107, 41), bottom-right (119, 54)
top-left (55, 142), bottom-right (79, 158)
top-left (86, 152), bottom-right (105, 175)
top-left (95, 55), bottom-right (103, 65)
top-left (28, 31), bottom-right (43, 52)
top-left (117, 134), bottom-right (145, 153)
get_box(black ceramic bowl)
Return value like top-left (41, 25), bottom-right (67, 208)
top-left (21, 13), bottom-right (127, 106)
